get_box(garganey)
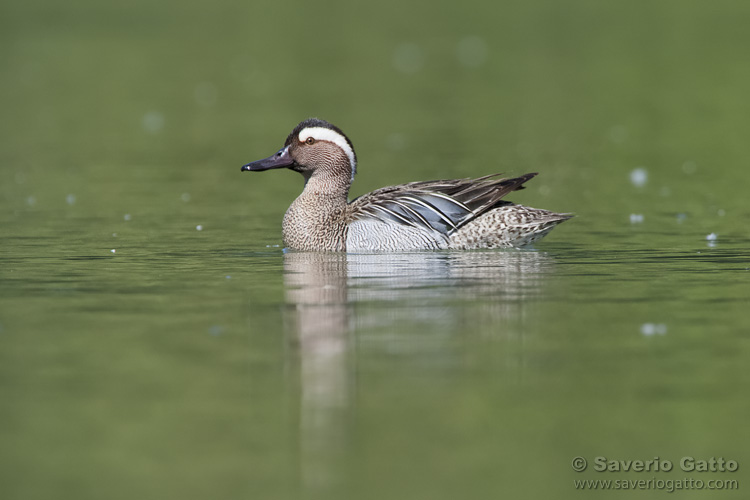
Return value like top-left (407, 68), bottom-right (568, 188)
top-left (241, 118), bottom-right (571, 251)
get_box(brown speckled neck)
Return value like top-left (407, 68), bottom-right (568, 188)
top-left (282, 168), bottom-right (352, 251)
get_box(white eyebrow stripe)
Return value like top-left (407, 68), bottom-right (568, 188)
top-left (298, 127), bottom-right (357, 176)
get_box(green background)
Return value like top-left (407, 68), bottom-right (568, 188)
top-left (1, 0), bottom-right (748, 498)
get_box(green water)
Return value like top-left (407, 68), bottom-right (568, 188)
top-left (2, 0), bottom-right (749, 499)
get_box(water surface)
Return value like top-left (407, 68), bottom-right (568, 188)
top-left (2, 0), bottom-right (749, 498)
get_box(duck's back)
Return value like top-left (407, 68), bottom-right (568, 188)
top-left (344, 174), bottom-right (570, 251)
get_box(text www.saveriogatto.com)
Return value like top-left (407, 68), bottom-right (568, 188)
top-left (572, 456), bottom-right (739, 492)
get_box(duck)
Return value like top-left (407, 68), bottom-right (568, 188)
top-left (241, 118), bottom-right (572, 252)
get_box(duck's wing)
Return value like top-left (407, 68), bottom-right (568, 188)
top-left (348, 173), bottom-right (537, 235)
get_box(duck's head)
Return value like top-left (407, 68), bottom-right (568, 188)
top-left (241, 118), bottom-right (357, 183)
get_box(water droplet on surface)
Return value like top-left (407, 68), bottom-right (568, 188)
top-left (641, 323), bottom-right (667, 336)
top-left (456, 36), bottom-right (488, 67)
top-left (124, 214), bottom-right (132, 221)
top-left (142, 111), bottom-right (165, 135)
top-left (208, 325), bottom-right (224, 336)
top-left (181, 192), bottom-right (191, 202)
top-left (706, 233), bottom-right (717, 241)
top-left (681, 161), bottom-right (697, 174)
top-left (66, 194), bottom-right (76, 205)
top-left (629, 213), bottom-right (644, 224)
top-left (630, 168), bottom-right (648, 187)
top-left (196, 225), bottom-right (203, 231)
top-left (393, 43), bottom-right (424, 74)
top-left (111, 249), bottom-right (116, 253)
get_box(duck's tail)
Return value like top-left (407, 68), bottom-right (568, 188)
top-left (448, 206), bottom-right (573, 249)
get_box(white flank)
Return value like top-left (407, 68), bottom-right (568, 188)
top-left (298, 127), bottom-right (357, 180)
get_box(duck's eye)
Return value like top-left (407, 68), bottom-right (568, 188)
top-left (305, 137), bottom-right (315, 145)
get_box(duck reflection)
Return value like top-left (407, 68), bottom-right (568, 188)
top-left (283, 252), bottom-right (350, 495)
top-left (282, 250), bottom-right (555, 496)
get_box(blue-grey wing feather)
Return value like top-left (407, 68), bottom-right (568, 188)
top-left (348, 173), bottom-right (537, 236)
